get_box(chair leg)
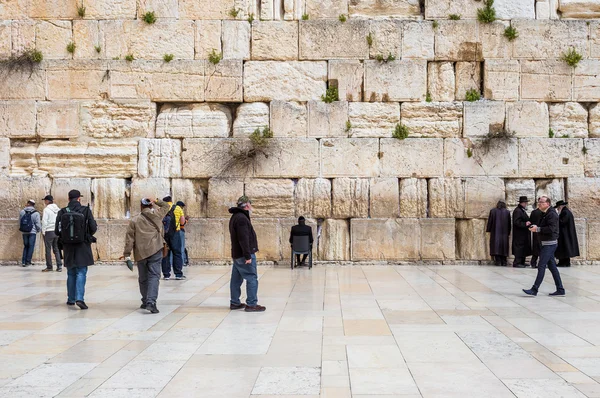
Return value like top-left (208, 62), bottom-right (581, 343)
top-left (309, 252), bottom-right (312, 269)
top-left (291, 250), bottom-right (294, 269)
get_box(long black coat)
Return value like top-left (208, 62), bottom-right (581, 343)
top-left (55, 200), bottom-right (97, 268)
top-left (556, 207), bottom-right (580, 258)
top-left (512, 205), bottom-right (532, 257)
top-left (486, 208), bottom-right (511, 256)
top-left (529, 208), bottom-right (543, 257)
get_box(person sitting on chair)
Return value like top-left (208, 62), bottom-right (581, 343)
top-left (289, 216), bottom-right (313, 266)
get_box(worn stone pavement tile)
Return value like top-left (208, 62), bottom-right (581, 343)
top-left (343, 319), bottom-right (391, 336)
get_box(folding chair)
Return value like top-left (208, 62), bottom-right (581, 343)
top-left (291, 235), bottom-right (312, 270)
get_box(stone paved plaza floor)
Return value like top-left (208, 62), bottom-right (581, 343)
top-left (2, 264), bottom-right (600, 397)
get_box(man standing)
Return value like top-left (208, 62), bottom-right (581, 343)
top-left (555, 200), bottom-right (580, 267)
top-left (176, 201), bottom-right (189, 267)
top-left (523, 196), bottom-right (565, 297)
top-left (512, 196), bottom-right (532, 268)
top-left (289, 216), bottom-right (313, 266)
top-left (486, 200), bottom-right (511, 266)
top-left (41, 195), bottom-right (62, 272)
top-left (228, 195), bottom-right (265, 312)
top-left (55, 190), bottom-right (97, 310)
top-left (529, 201), bottom-right (544, 268)
top-left (19, 200), bottom-right (41, 267)
top-left (161, 196), bottom-right (185, 280)
top-left (123, 198), bottom-right (171, 314)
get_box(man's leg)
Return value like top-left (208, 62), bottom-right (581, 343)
top-left (21, 234), bottom-right (27, 265)
top-left (532, 245), bottom-right (554, 291)
top-left (43, 233), bottom-right (53, 270)
top-left (238, 254), bottom-right (259, 306)
top-left (146, 250), bottom-right (162, 305)
top-left (161, 238), bottom-right (172, 278)
top-left (137, 257), bottom-right (149, 305)
top-left (51, 234), bottom-right (62, 270)
top-left (171, 231), bottom-right (184, 278)
top-left (230, 258), bottom-right (244, 306)
top-left (180, 231), bottom-right (187, 266)
top-left (530, 255), bottom-right (538, 268)
top-left (547, 252), bottom-right (565, 293)
top-left (300, 254), bottom-right (308, 263)
top-left (27, 234), bottom-right (36, 264)
top-left (75, 266), bottom-right (88, 302)
top-left (67, 267), bottom-right (76, 303)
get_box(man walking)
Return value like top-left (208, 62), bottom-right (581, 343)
top-left (123, 198), bottom-right (171, 314)
top-left (523, 196), bottom-right (565, 297)
top-left (512, 196), bottom-right (532, 268)
top-left (486, 200), bottom-right (511, 266)
top-left (41, 195), bottom-right (62, 272)
top-left (161, 196), bottom-right (186, 280)
top-left (229, 196), bottom-right (265, 312)
top-left (55, 190), bottom-right (97, 309)
top-left (529, 201), bottom-right (543, 268)
top-left (555, 200), bottom-right (580, 267)
top-left (289, 216), bottom-right (313, 266)
top-left (19, 199), bottom-right (41, 267)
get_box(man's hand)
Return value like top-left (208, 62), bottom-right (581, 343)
top-left (119, 255), bottom-right (125, 260)
top-left (245, 259), bottom-right (251, 264)
top-left (526, 221), bottom-right (531, 227)
top-left (529, 225), bottom-right (538, 232)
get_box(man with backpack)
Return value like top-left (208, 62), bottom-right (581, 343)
top-left (55, 190), bottom-right (97, 310)
top-left (19, 200), bottom-right (41, 267)
top-left (161, 196), bottom-right (186, 280)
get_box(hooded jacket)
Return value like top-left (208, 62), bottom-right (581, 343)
top-left (41, 203), bottom-right (60, 234)
top-left (228, 207), bottom-right (258, 260)
top-left (19, 206), bottom-right (42, 234)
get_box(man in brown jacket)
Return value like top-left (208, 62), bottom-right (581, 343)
top-left (123, 198), bottom-right (171, 314)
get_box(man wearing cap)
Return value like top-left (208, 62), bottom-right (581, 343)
top-left (512, 196), bottom-right (532, 268)
top-left (123, 198), bottom-right (171, 314)
top-left (161, 196), bottom-right (186, 280)
top-left (228, 195), bottom-right (266, 312)
top-left (555, 200), bottom-right (580, 267)
top-left (19, 199), bottom-right (41, 267)
top-left (55, 190), bottom-right (97, 310)
top-left (41, 195), bottom-right (62, 272)
top-left (176, 201), bottom-right (190, 267)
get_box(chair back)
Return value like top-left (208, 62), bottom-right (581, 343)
top-left (292, 235), bottom-right (310, 252)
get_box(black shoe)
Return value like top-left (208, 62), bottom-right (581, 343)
top-left (140, 303), bottom-right (147, 310)
top-left (549, 290), bottom-right (566, 297)
top-left (146, 303), bottom-right (159, 314)
top-left (522, 288), bottom-right (537, 296)
top-left (66, 301), bottom-right (75, 306)
top-left (244, 304), bottom-right (266, 312)
top-left (76, 301), bottom-right (88, 310)
top-left (531, 265), bottom-right (537, 268)
top-left (230, 303), bottom-right (246, 310)
top-left (42, 268), bottom-right (53, 272)
top-left (56, 267), bottom-right (63, 272)
top-left (557, 265), bottom-right (571, 268)
top-left (514, 264), bottom-right (526, 268)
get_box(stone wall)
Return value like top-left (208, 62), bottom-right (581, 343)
top-left (1, 0), bottom-right (599, 264)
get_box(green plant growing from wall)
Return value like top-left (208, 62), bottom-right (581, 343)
top-left (386, 53), bottom-right (395, 62)
top-left (477, 130), bottom-right (515, 155)
top-left (208, 49), bottom-right (222, 65)
top-left (228, 7), bottom-right (240, 18)
top-left (125, 53), bottom-right (135, 62)
top-left (561, 47), bottom-right (583, 67)
top-left (449, 14), bottom-right (461, 20)
top-left (321, 87), bottom-right (339, 103)
top-left (393, 124), bottom-right (409, 140)
top-left (77, 5), bottom-right (86, 17)
top-left (142, 11), bottom-right (156, 24)
top-left (504, 26), bottom-right (518, 41)
top-left (247, 13), bottom-right (254, 22)
top-left (345, 120), bottom-right (352, 132)
top-left (94, 45), bottom-right (101, 53)
top-left (339, 14), bottom-right (347, 22)
top-left (66, 42), bottom-right (76, 54)
top-left (1, 49), bottom-right (43, 75)
top-left (163, 53), bottom-right (174, 62)
top-left (465, 89), bottom-right (481, 102)
top-left (477, 0), bottom-right (496, 23)
top-left (467, 148), bottom-right (473, 158)
top-left (249, 126), bottom-right (273, 147)
top-left (302, 13), bottom-right (309, 20)
top-left (549, 128), bottom-right (555, 138)
top-left (366, 33), bottom-right (373, 46)
top-left (582, 145), bottom-right (588, 155)
top-left (426, 92), bottom-right (432, 102)
top-left (432, 20), bottom-right (439, 29)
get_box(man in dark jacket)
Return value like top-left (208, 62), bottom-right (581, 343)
top-left (512, 196), bottom-right (532, 268)
top-left (523, 196), bottom-right (565, 297)
top-left (486, 200), bottom-right (511, 266)
top-left (529, 202), bottom-right (544, 268)
top-left (555, 200), bottom-right (580, 267)
top-left (289, 216), bottom-right (313, 266)
top-left (228, 195), bottom-right (265, 312)
top-left (55, 190), bottom-right (97, 310)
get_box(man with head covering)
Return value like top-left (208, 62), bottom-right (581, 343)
top-left (512, 196), bottom-right (532, 268)
top-left (161, 196), bottom-right (186, 280)
top-left (529, 199), bottom-right (544, 268)
top-left (289, 216), bottom-right (314, 266)
top-left (176, 201), bottom-right (190, 267)
top-left (486, 200), bottom-right (511, 266)
top-left (555, 200), bottom-right (580, 267)
top-left (19, 199), bottom-right (41, 267)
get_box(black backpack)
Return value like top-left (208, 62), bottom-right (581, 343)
top-left (19, 209), bottom-right (35, 233)
top-left (162, 205), bottom-right (178, 239)
top-left (59, 207), bottom-right (87, 244)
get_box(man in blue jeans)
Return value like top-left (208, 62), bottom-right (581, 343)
top-left (523, 196), bottom-right (565, 297)
top-left (161, 196), bottom-right (186, 280)
top-left (19, 200), bottom-right (41, 266)
top-left (228, 196), bottom-right (266, 312)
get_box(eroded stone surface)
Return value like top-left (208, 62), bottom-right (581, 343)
top-left (535, 179), bottom-right (565, 203)
top-left (156, 103), bottom-right (232, 138)
top-left (456, 219), bottom-right (489, 260)
top-left (428, 177), bottom-right (466, 218)
top-left (549, 102), bottom-right (588, 139)
top-left (350, 0), bottom-right (421, 17)
top-left (505, 179), bottom-right (535, 208)
top-left (463, 101), bottom-right (505, 137)
top-left (519, 138), bottom-right (584, 177)
top-left (295, 178), bottom-right (332, 219)
top-left (138, 139), bottom-right (182, 178)
top-left (520, 60), bottom-right (572, 101)
top-left (364, 60), bottom-right (427, 102)
top-left (351, 219), bottom-right (420, 261)
top-left (399, 178), bottom-right (427, 218)
top-left (81, 100), bottom-right (156, 139)
top-left (505, 101), bottom-right (550, 138)
top-left (568, 178), bottom-right (600, 219)
top-left (270, 101), bottom-right (308, 137)
top-left (308, 101), bottom-right (348, 138)
top-left (428, 62), bottom-right (455, 102)
top-left (252, 21), bottom-right (298, 61)
top-left (91, 178), bottom-right (127, 219)
top-left (328, 60), bottom-right (364, 102)
top-left (401, 102), bottom-right (463, 138)
top-left (318, 219), bottom-right (350, 261)
top-left (207, 178), bottom-right (244, 217)
top-left (420, 218), bottom-right (456, 260)
top-left (233, 103), bottom-right (270, 137)
top-left (380, 138), bottom-right (444, 177)
top-left (483, 60), bottom-right (520, 101)
top-left (348, 102), bottom-right (399, 138)
top-left (370, 178), bottom-right (399, 218)
top-left (245, 178), bottom-right (295, 217)
top-left (299, 20), bottom-right (369, 60)
top-left (332, 178), bottom-right (369, 218)
top-left (322, 138), bottom-right (379, 177)
top-left (465, 177), bottom-right (506, 218)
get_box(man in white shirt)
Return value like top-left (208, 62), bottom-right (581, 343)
top-left (41, 195), bottom-right (62, 272)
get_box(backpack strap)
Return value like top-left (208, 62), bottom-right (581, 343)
top-left (141, 212), bottom-right (162, 235)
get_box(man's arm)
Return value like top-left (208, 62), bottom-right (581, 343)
top-left (87, 208), bottom-right (98, 236)
top-left (34, 212), bottom-right (42, 232)
top-left (309, 227), bottom-right (314, 244)
top-left (123, 219), bottom-right (135, 258)
top-left (54, 210), bottom-right (62, 235)
top-left (236, 219), bottom-right (253, 260)
top-left (154, 199), bottom-right (171, 219)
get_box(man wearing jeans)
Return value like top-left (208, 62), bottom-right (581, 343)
top-left (19, 200), bottom-right (41, 267)
top-left (228, 196), bottom-right (266, 312)
top-left (41, 195), bottom-right (62, 272)
top-left (161, 196), bottom-right (186, 281)
top-left (522, 196), bottom-right (565, 297)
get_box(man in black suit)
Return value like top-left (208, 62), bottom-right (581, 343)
top-left (289, 216), bottom-right (313, 266)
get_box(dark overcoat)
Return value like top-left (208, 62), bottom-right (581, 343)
top-left (486, 207), bottom-right (511, 256)
top-left (556, 207), bottom-right (580, 258)
top-left (55, 200), bottom-right (97, 268)
top-left (512, 205), bottom-right (532, 257)
top-left (529, 208), bottom-right (543, 257)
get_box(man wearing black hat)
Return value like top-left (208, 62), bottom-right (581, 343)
top-left (555, 200), bottom-right (579, 267)
top-left (55, 190), bottom-right (97, 310)
top-left (41, 195), bottom-right (62, 272)
top-left (289, 216), bottom-right (313, 266)
top-left (512, 196), bottom-right (532, 268)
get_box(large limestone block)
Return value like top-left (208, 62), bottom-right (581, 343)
top-left (0, 177), bottom-right (51, 219)
top-left (28, 0), bottom-right (79, 19)
top-left (351, 219), bottom-right (420, 261)
top-left (428, 178), bottom-right (465, 218)
top-left (455, 62), bottom-right (481, 101)
top-left (180, 0), bottom-right (235, 19)
top-left (295, 178), bottom-right (332, 218)
top-left (483, 60), bottom-right (520, 101)
top-left (495, 0), bottom-right (535, 19)
top-left (138, 0), bottom-right (179, 18)
top-left (348, 102), bottom-right (399, 138)
top-left (195, 20), bottom-right (222, 60)
top-left (370, 178), bottom-right (399, 218)
top-left (156, 103), bottom-right (231, 138)
top-left (364, 60), bottom-right (427, 101)
top-left (299, 20), bottom-right (369, 60)
top-left (270, 101), bottom-right (307, 137)
top-left (505, 102), bottom-right (550, 138)
top-left (332, 178), bottom-right (369, 218)
top-left (350, 0), bottom-right (420, 17)
top-left (591, 22), bottom-right (600, 59)
top-left (321, 138), bottom-right (379, 177)
top-left (435, 21), bottom-right (481, 62)
top-left (46, 61), bottom-right (109, 100)
top-left (244, 61), bottom-right (327, 101)
top-left (463, 101), bottom-right (505, 137)
top-left (402, 21), bottom-right (434, 60)
top-left (590, 104), bottom-right (600, 138)
top-left (512, 20), bottom-right (588, 59)
top-left (585, 138), bottom-right (600, 177)
top-left (36, 101), bottom-right (79, 139)
top-left (308, 101), bottom-right (348, 138)
top-left (480, 21), bottom-right (512, 59)
top-left (0, 22), bottom-right (9, 59)
top-left (0, 68), bottom-right (45, 100)
top-left (559, 0), bottom-right (600, 18)
top-left (245, 179), bottom-right (295, 217)
top-left (568, 178), bottom-right (600, 219)
top-left (171, 178), bottom-right (207, 218)
top-left (138, 139), bottom-right (182, 178)
top-left (444, 138), bottom-right (518, 177)
top-left (233, 103), bottom-right (270, 137)
top-left (535, 179), bottom-right (565, 203)
top-left (73, 21), bottom-right (102, 60)
top-left (399, 178), bottom-right (427, 218)
top-left (505, 179), bottom-right (535, 208)
top-left (85, 0), bottom-right (137, 19)
top-left (0, 101), bottom-right (36, 138)
top-left (222, 21), bottom-right (250, 60)
top-left (9, 143), bottom-right (39, 177)
top-left (207, 178), bottom-right (244, 217)
top-left (185, 219), bottom-right (228, 260)
top-left (95, 220), bottom-right (130, 261)
top-left (519, 138), bottom-right (584, 177)
top-left (574, 218), bottom-right (587, 260)
top-left (254, 138), bottom-right (320, 178)
top-left (37, 141), bottom-right (138, 178)
top-left (588, 221), bottom-right (600, 260)
top-left (318, 219), bottom-right (350, 261)
top-left (51, 178), bottom-right (92, 208)
top-left (252, 219), bottom-right (281, 261)
top-left (80, 100), bottom-right (155, 139)
top-left (465, 177), bottom-right (505, 218)
top-left (380, 138), bottom-right (443, 177)
top-left (420, 218), bottom-right (456, 260)
top-left (0, 221), bottom-right (42, 262)
top-left (11, 20), bottom-right (36, 56)
top-left (305, 0), bottom-right (348, 18)
top-left (205, 60), bottom-right (243, 102)
top-left (549, 103), bottom-right (588, 139)
top-left (0, 138), bottom-right (8, 175)
top-left (328, 60), bottom-right (363, 102)
top-left (369, 20), bottom-right (403, 60)
top-left (35, 20), bottom-right (72, 60)
top-left (574, 61), bottom-right (600, 102)
top-left (252, 21), bottom-right (298, 61)
top-left (91, 178), bottom-right (127, 219)
top-left (401, 102), bottom-right (463, 138)
top-left (456, 219), bottom-right (489, 260)
top-left (520, 60), bottom-right (572, 101)
top-left (424, 0), bottom-right (478, 19)
top-left (428, 62), bottom-right (455, 102)
top-left (130, 178), bottom-right (171, 216)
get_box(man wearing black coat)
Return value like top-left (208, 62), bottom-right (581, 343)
top-left (289, 216), bottom-right (313, 266)
top-left (512, 196), bottom-right (532, 268)
top-left (555, 200), bottom-right (580, 267)
top-left (486, 200), bottom-right (511, 266)
top-left (529, 203), bottom-right (544, 268)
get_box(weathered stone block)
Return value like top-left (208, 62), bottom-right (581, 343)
top-left (185, 219), bottom-right (228, 260)
top-left (0, 138), bottom-right (9, 176)
top-left (73, 21), bottom-right (101, 60)
top-left (519, 138), bottom-right (584, 177)
top-left (483, 60), bottom-right (520, 101)
top-left (11, 20), bottom-right (36, 55)
top-left (299, 20), bottom-right (369, 60)
top-left (252, 219), bottom-right (281, 261)
top-left (495, 0), bottom-right (536, 19)
top-left (305, 0), bottom-right (348, 18)
top-left (222, 21), bottom-right (250, 60)
top-left (51, 178), bottom-right (92, 209)
top-left (369, 20), bottom-right (403, 60)
top-left (456, 219), bottom-right (489, 260)
top-left (95, 220), bottom-right (130, 261)
top-left (328, 60), bottom-right (364, 102)
top-left (420, 218), bottom-right (456, 260)
top-left (480, 21), bottom-right (512, 59)
top-left (0, 176), bottom-right (51, 219)
top-left (48, 62), bottom-right (107, 100)
top-left (36, 101), bottom-right (79, 139)
top-left (351, 219), bottom-right (420, 261)
top-left (308, 101), bottom-right (348, 138)
top-left (512, 20), bottom-right (588, 59)
top-left (463, 101), bottom-right (505, 137)
top-left (348, 102), bottom-right (399, 138)
top-left (364, 60), bottom-right (426, 101)
top-left (505, 101), bottom-right (549, 138)
top-left (424, 0), bottom-right (478, 19)
top-left (321, 138), bottom-right (379, 177)
top-left (549, 102), bottom-right (588, 139)
top-left (350, 0), bottom-right (420, 17)
top-left (585, 138), bottom-right (600, 177)
top-left (295, 178), bottom-right (332, 219)
top-left (9, 143), bottom-right (38, 177)
top-left (568, 178), bottom-right (600, 219)
top-left (156, 103), bottom-right (231, 138)
top-left (245, 179), bottom-right (295, 217)
top-left (380, 138), bottom-right (444, 177)
top-left (138, 0), bottom-right (179, 18)
top-left (138, 139), bottom-right (182, 178)
top-left (195, 20), bottom-right (222, 60)
top-left (244, 61), bottom-right (327, 102)
top-left (574, 61), bottom-right (600, 102)
top-left (455, 62), bottom-right (481, 101)
top-left (428, 178), bottom-right (465, 218)
top-left (180, 0), bottom-right (235, 19)
top-left (252, 21), bottom-right (298, 61)
top-left (254, 138), bottom-right (320, 178)
top-left (558, 0), bottom-right (600, 18)
top-left (0, 68), bottom-right (45, 100)
top-left (35, 20), bottom-right (72, 59)
top-left (370, 178), bottom-right (399, 218)
top-left (129, 178), bottom-right (171, 216)
top-left (0, 101), bottom-right (36, 138)
top-left (574, 218), bottom-right (587, 260)
top-left (428, 62), bottom-right (455, 102)
top-left (588, 220), bottom-right (600, 260)
top-left (399, 178), bottom-right (427, 218)
top-left (590, 104), bottom-right (600, 138)
top-left (28, 0), bottom-right (79, 19)
top-left (332, 178), bottom-right (369, 218)
top-left (445, 138), bottom-right (518, 177)
top-left (270, 101), bottom-right (307, 137)
top-left (91, 178), bottom-right (127, 219)
top-left (535, 179), bottom-right (565, 203)
top-left (465, 177), bottom-right (506, 218)
top-left (233, 103), bottom-right (270, 137)
top-left (207, 178), bottom-right (244, 217)
top-left (205, 60), bottom-right (243, 102)
top-left (318, 219), bottom-right (350, 261)
top-left (402, 21), bottom-right (434, 60)
top-left (401, 102), bottom-right (463, 138)
top-left (536, 0), bottom-right (551, 19)
top-left (171, 178), bottom-right (207, 218)
top-left (85, 0), bottom-right (137, 19)
top-left (520, 60), bottom-right (572, 101)
top-left (505, 179), bottom-right (535, 208)
top-left (0, 22), bottom-right (9, 59)
top-left (0, 221), bottom-right (42, 262)
top-left (435, 21), bottom-right (481, 61)
top-left (81, 99), bottom-right (155, 139)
